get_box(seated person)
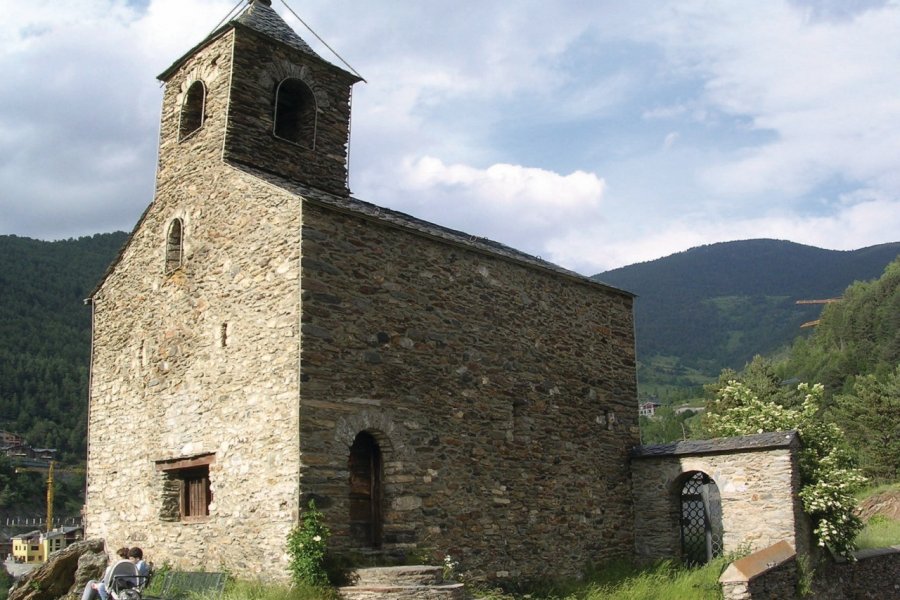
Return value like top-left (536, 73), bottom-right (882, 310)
top-left (127, 547), bottom-right (150, 585)
top-left (82, 548), bottom-right (129, 600)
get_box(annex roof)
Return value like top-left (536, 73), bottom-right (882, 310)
top-left (630, 430), bottom-right (798, 458)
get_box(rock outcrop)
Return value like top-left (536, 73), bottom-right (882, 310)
top-left (9, 539), bottom-right (107, 600)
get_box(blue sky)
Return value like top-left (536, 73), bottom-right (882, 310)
top-left (2, 0), bottom-right (899, 274)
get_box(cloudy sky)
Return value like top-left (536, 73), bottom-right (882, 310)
top-left (3, 0), bottom-right (899, 274)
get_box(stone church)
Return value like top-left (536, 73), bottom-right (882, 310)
top-left (85, 0), bottom-right (808, 583)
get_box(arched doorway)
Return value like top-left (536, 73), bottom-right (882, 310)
top-left (680, 471), bottom-right (723, 565)
top-left (348, 432), bottom-right (382, 547)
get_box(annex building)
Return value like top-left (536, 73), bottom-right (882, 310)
top-left (85, 0), bottom-right (809, 583)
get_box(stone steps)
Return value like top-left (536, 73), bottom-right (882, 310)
top-left (337, 565), bottom-right (465, 599)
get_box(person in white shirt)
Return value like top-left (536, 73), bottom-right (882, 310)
top-left (81, 547), bottom-right (129, 600)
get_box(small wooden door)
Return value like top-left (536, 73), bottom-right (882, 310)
top-left (349, 432), bottom-right (382, 547)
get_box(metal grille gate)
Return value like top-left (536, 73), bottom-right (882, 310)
top-left (680, 472), bottom-right (723, 565)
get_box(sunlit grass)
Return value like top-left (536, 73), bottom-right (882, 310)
top-left (467, 558), bottom-right (729, 600)
top-left (216, 580), bottom-right (338, 600)
top-left (205, 559), bottom-right (729, 600)
top-left (854, 480), bottom-right (900, 501)
top-left (856, 515), bottom-right (900, 549)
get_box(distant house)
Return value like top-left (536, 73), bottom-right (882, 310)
top-left (0, 439), bottom-right (58, 468)
top-left (0, 431), bottom-right (24, 446)
top-left (11, 531), bottom-right (42, 563)
top-left (10, 526), bottom-right (83, 563)
top-left (639, 402), bottom-right (662, 417)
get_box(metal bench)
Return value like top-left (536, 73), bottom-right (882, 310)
top-left (142, 571), bottom-right (227, 600)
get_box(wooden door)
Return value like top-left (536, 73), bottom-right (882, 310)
top-left (349, 432), bottom-right (382, 547)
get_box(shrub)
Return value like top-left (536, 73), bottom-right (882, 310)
top-left (286, 500), bottom-right (330, 588)
top-left (706, 381), bottom-right (865, 557)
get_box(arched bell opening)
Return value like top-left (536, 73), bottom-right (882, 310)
top-left (348, 431), bottom-right (382, 548)
top-left (273, 77), bottom-right (317, 148)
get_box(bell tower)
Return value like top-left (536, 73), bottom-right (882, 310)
top-left (157, 0), bottom-right (362, 196)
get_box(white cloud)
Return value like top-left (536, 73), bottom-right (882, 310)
top-left (1, 0), bottom-right (898, 275)
top-left (386, 156), bottom-right (606, 257)
top-left (642, 0), bottom-right (900, 201)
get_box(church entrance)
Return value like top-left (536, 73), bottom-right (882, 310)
top-left (679, 471), bottom-right (723, 565)
top-left (348, 432), bottom-right (382, 547)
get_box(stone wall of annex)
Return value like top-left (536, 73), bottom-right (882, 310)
top-left (85, 31), bottom-right (304, 577)
top-left (296, 200), bottom-right (640, 581)
top-left (630, 434), bottom-right (810, 563)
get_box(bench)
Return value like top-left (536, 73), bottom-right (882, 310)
top-left (142, 571), bottom-right (227, 600)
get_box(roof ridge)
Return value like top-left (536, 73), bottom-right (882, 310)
top-left (233, 0), bottom-right (322, 59)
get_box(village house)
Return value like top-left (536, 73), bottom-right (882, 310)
top-left (9, 526), bottom-right (82, 563)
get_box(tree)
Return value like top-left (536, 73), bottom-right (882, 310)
top-left (830, 367), bottom-right (900, 482)
top-left (705, 381), bottom-right (865, 557)
top-left (640, 405), bottom-right (693, 444)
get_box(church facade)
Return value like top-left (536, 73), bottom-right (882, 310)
top-left (85, 0), bottom-right (641, 581)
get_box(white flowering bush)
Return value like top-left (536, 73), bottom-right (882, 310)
top-left (287, 499), bottom-right (331, 587)
top-left (442, 554), bottom-right (460, 582)
top-left (706, 381), bottom-right (865, 557)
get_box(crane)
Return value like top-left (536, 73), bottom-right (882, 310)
top-left (13, 461), bottom-right (79, 533)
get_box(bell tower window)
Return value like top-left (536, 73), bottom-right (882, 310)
top-left (179, 80), bottom-right (206, 140)
top-left (274, 77), bottom-right (316, 148)
top-left (165, 218), bottom-right (184, 273)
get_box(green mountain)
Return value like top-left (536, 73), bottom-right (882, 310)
top-left (0, 232), bottom-right (128, 462)
top-left (593, 239), bottom-right (900, 396)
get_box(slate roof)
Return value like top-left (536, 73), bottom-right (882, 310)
top-left (236, 164), bottom-right (634, 297)
top-left (630, 430), bottom-right (798, 458)
top-left (232, 0), bottom-right (319, 57)
top-left (158, 0), bottom-right (359, 82)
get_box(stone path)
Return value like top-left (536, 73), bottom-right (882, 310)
top-left (337, 565), bottom-right (464, 599)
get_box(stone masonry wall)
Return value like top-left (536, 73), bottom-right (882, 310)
top-left (811, 547), bottom-right (900, 599)
top-left (86, 30), bottom-right (303, 577)
top-left (721, 544), bottom-right (900, 600)
top-left (297, 201), bottom-right (640, 582)
top-left (631, 441), bottom-right (807, 562)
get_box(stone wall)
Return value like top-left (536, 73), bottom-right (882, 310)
top-left (297, 200), bottom-right (640, 581)
top-left (86, 28), bottom-right (304, 577)
top-left (811, 547), bottom-right (900, 599)
top-left (630, 432), bottom-right (809, 562)
top-left (720, 543), bottom-right (900, 600)
top-left (719, 541), bottom-right (797, 600)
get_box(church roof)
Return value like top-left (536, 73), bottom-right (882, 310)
top-left (158, 0), bottom-right (358, 82)
top-left (89, 162), bottom-right (635, 300)
top-left (232, 0), bottom-right (320, 58)
top-left (234, 164), bottom-right (635, 298)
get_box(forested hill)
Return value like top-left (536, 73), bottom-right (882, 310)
top-left (593, 239), bottom-right (900, 393)
top-left (3, 234), bottom-right (898, 456)
top-left (0, 232), bottom-right (128, 462)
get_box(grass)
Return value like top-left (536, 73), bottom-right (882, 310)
top-left (855, 515), bottom-right (900, 549)
top-left (218, 580), bottom-right (339, 600)
top-left (198, 559), bottom-right (729, 600)
top-left (467, 558), bottom-right (730, 600)
top-left (853, 480), bottom-right (900, 550)
top-left (854, 480), bottom-right (900, 500)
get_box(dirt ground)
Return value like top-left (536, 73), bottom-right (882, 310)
top-left (856, 489), bottom-right (900, 521)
